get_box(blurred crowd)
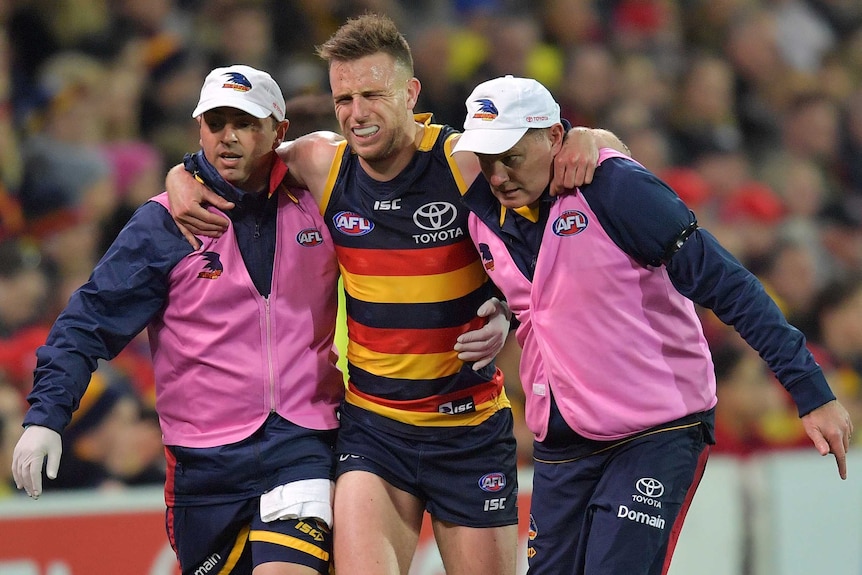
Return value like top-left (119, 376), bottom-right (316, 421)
top-left (1, 0), bottom-right (861, 495)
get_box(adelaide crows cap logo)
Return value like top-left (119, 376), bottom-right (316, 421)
top-left (221, 72), bottom-right (253, 92)
top-left (471, 99), bottom-right (499, 121)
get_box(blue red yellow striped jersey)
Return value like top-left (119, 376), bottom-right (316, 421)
top-left (320, 114), bottom-right (510, 431)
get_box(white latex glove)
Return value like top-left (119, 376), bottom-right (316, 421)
top-left (454, 297), bottom-right (511, 370)
top-left (12, 425), bottom-right (62, 499)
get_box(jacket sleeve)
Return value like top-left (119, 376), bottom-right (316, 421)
top-left (583, 158), bottom-right (835, 417)
top-left (666, 228), bottom-right (834, 416)
top-left (23, 200), bottom-right (194, 433)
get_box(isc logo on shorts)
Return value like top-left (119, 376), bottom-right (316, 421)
top-left (438, 396), bottom-right (475, 414)
top-left (478, 472), bottom-right (506, 492)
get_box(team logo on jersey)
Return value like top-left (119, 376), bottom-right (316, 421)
top-left (553, 210), bottom-right (588, 236)
top-left (478, 243), bottom-right (495, 271)
top-left (197, 251), bottom-right (223, 279)
top-left (333, 211), bottom-right (374, 236)
top-left (478, 472), bottom-right (506, 493)
top-left (413, 202), bottom-right (457, 231)
top-left (471, 99), bottom-right (499, 121)
top-left (296, 228), bottom-right (324, 246)
top-left (221, 72), bottom-right (252, 93)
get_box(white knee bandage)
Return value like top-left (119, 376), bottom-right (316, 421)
top-left (259, 478), bottom-right (334, 528)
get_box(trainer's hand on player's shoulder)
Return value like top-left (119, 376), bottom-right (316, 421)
top-left (455, 298), bottom-right (511, 370)
top-left (801, 399), bottom-right (854, 480)
top-left (12, 425), bottom-right (62, 499)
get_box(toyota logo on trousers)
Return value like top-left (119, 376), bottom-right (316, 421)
top-left (413, 202), bottom-right (457, 231)
top-left (635, 477), bottom-right (665, 498)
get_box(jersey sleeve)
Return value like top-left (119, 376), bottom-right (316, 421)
top-left (23, 200), bottom-right (193, 433)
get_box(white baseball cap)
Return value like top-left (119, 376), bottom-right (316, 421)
top-left (452, 75), bottom-right (561, 155)
top-left (192, 65), bottom-right (285, 121)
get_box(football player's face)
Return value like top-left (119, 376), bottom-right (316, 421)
top-left (329, 52), bottom-right (419, 166)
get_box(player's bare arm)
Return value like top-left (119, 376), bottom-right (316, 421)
top-left (451, 128), bottom-right (630, 194)
top-left (274, 130), bottom-right (344, 204)
top-left (166, 130), bottom-right (344, 247)
top-left (552, 127), bottom-right (631, 195)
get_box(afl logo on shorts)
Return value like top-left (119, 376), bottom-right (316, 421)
top-left (296, 228), bottom-right (324, 246)
top-left (333, 211), bottom-right (374, 236)
top-left (478, 472), bottom-right (506, 492)
top-left (553, 210), bottom-right (588, 236)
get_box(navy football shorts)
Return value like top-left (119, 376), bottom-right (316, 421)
top-left (336, 403), bottom-right (519, 527)
top-left (527, 419), bottom-right (711, 575)
top-left (165, 413), bottom-right (336, 574)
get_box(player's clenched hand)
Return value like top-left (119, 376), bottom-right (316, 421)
top-left (455, 297), bottom-right (511, 370)
top-left (166, 163), bottom-right (232, 248)
top-left (12, 425), bottom-right (62, 499)
top-left (801, 399), bottom-right (854, 480)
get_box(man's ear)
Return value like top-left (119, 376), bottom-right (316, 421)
top-left (406, 76), bottom-right (421, 110)
top-left (550, 123), bottom-right (566, 153)
top-left (274, 119), bottom-right (289, 149)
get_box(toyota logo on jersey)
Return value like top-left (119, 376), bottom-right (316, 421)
top-left (553, 210), bottom-right (588, 236)
top-left (413, 202), bottom-right (457, 231)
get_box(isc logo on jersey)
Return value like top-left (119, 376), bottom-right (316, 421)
top-left (333, 211), bottom-right (374, 236)
top-left (296, 228), bottom-right (324, 246)
top-left (478, 472), bottom-right (506, 493)
top-left (553, 210), bottom-right (588, 236)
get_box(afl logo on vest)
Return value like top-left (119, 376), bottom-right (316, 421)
top-left (333, 211), bottom-right (374, 236)
top-left (296, 228), bottom-right (324, 247)
top-left (553, 210), bottom-right (588, 236)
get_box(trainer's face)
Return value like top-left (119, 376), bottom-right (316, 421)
top-left (329, 52), bottom-right (419, 165)
top-left (475, 124), bottom-right (565, 209)
top-left (199, 108), bottom-right (285, 191)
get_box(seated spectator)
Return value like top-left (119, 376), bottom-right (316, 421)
top-left (51, 373), bottom-right (163, 491)
top-left (712, 342), bottom-right (809, 457)
top-left (0, 238), bottom-right (53, 396)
